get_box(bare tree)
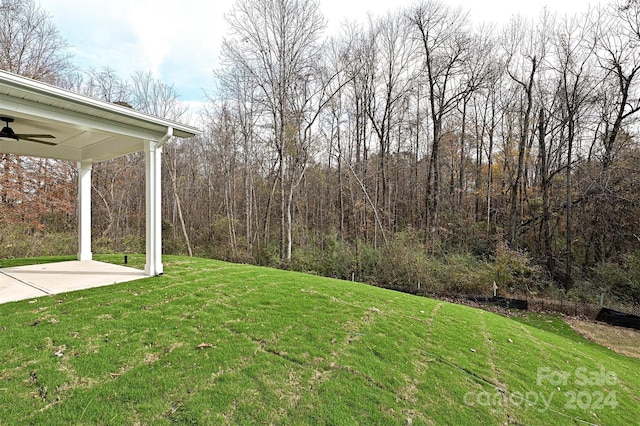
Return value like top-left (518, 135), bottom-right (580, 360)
top-left (214, 65), bottom-right (263, 252)
top-left (222, 0), bottom-right (326, 263)
top-left (82, 66), bottom-right (131, 104)
top-left (593, 1), bottom-right (640, 169)
top-left (0, 0), bottom-right (73, 83)
top-left (364, 11), bottom-right (417, 235)
top-left (331, 21), bottom-right (376, 248)
top-left (131, 71), bottom-right (187, 120)
top-left (548, 12), bottom-right (597, 286)
top-left (455, 27), bottom-right (495, 216)
top-left (407, 0), bottom-right (472, 248)
top-left (502, 12), bottom-right (551, 246)
top-left (129, 71), bottom-right (191, 255)
top-left (578, 1), bottom-right (640, 266)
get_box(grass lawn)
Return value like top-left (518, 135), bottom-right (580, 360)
top-left (0, 254), bottom-right (638, 425)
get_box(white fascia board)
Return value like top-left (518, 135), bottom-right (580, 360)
top-left (0, 71), bottom-right (200, 138)
top-left (0, 95), bottom-right (167, 142)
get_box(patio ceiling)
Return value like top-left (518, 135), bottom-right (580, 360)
top-left (0, 70), bottom-right (200, 162)
top-left (0, 70), bottom-right (201, 276)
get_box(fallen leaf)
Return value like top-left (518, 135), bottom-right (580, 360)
top-left (508, 338), bottom-right (513, 343)
top-left (197, 342), bottom-right (214, 349)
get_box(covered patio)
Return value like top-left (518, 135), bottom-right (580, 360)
top-left (0, 71), bottom-right (199, 301)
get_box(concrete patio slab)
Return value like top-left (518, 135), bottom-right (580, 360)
top-left (0, 260), bottom-right (147, 304)
top-left (0, 272), bottom-right (46, 303)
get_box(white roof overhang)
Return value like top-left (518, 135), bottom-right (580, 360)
top-left (0, 70), bottom-right (200, 163)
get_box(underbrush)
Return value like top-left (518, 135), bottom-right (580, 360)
top-left (286, 233), bottom-right (639, 311)
top-left (0, 226), bottom-right (76, 259)
top-left (583, 254), bottom-right (640, 305)
top-left (288, 232), bottom-right (547, 298)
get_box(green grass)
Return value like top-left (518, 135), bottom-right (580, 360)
top-left (0, 255), bottom-right (638, 425)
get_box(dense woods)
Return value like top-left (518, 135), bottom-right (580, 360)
top-left (2, 0), bottom-right (640, 307)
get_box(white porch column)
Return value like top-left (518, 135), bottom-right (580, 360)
top-left (145, 140), bottom-right (163, 276)
top-left (77, 161), bottom-right (93, 261)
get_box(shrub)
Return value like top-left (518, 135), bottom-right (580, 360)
top-left (431, 253), bottom-right (495, 295)
top-left (0, 225), bottom-right (76, 258)
top-left (492, 240), bottom-right (541, 296)
top-left (587, 257), bottom-right (640, 305)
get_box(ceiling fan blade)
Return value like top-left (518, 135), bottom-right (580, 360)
top-left (0, 131), bottom-right (18, 139)
top-left (0, 117), bottom-right (58, 144)
top-left (20, 137), bottom-right (57, 146)
top-left (15, 134), bottom-right (56, 139)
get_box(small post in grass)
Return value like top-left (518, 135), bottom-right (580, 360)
top-left (124, 255), bottom-right (128, 265)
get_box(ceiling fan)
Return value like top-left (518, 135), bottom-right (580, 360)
top-left (0, 117), bottom-right (56, 146)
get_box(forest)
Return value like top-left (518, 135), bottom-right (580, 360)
top-left (1, 0), bottom-right (640, 308)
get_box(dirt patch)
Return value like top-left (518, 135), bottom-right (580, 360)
top-left (567, 319), bottom-right (640, 359)
top-left (397, 376), bottom-right (419, 404)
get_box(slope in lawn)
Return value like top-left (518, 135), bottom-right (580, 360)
top-left (0, 255), bottom-right (638, 425)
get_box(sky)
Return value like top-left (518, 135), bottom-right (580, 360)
top-left (39, 0), bottom-right (603, 120)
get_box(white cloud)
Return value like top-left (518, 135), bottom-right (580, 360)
top-left (125, 1), bottom-right (174, 76)
top-left (42, 0), bottom-right (150, 72)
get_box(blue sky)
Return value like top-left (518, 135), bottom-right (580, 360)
top-left (39, 0), bottom-right (600, 118)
